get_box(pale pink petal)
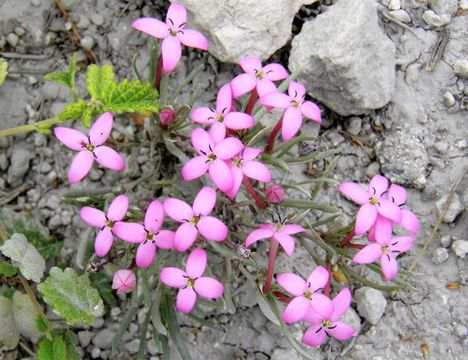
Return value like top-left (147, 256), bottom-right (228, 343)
top-left (198, 216), bottom-right (228, 241)
top-left (174, 222), bottom-right (198, 252)
top-left (191, 107), bottom-right (216, 125)
top-left (377, 199), bottom-right (402, 223)
top-left (178, 29), bottom-right (208, 50)
top-left (231, 73), bottom-right (257, 98)
top-left (381, 253), bottom-right (398, 281)
top-left (331, 288), bottom-right (351, 321)
top-left (281, 224), bottom-right (305, 235)
top-left (389, 236), bottom-right (414, 254)
top-left (160, 267), bottom-right (187, 288)
top-left (214, 138), bottom-right (244, 160)
top-left (193, 186), bottom-right (217, 216)
top-left (374, 216), bottom-right (393, 246)
top-left (54, 127), bottom-right (87, 151)
top-left (310, 293), bottom-right (334, 319)
top-left (281, 107), bottom-right (303, 141)
top-left (185, 248), bottom-right (207, 278)
top-left (80, 207), bottom-right (106, 228)
top-left (161, 36), bottom-right (182, 73)
top-left (163, 198), bottom-right (194, 222)
top-left (113, 222), bottom-right (146, 243)
top-left (259, 92), bottom-right (291, 109)
top-left (242, 147), bottom-right (262, 161)
top-left (68, 150), bottom-right (94, 184)
top-left (273, 232), bottom-right (296, 256)
top-left (399, 209), bottom-right (420, 234)
top-left (112, 270), bottom-right (136, 294)
top-left (302, 324), bottom-right (326, 348)
top-left (276, 273), bottom-right (307, 296)
top-left (242, 161), bottom-right (271, 182)
top-left (95, 228), bottom-right (113, 257)
top-left (132, 18), bottom-right (169, 39)
top-left (239, 56), bottom-right (262, 73)
top-left (194, 277), bottom-right (224, 299)
top-left (338, 182), bottom-right (369, 205)
top-left (256, 78), bottom-right (278, 97)
top-left (89, 112), bottom-right (113, 146)
top-left (288, 81), bottom-right (306, 100)
top-left (93, 146), bottom-right (125, 171)
top-left (191, 127), bottom-right (214, 155)
top-left (223, 112), bottom-right (254, 130)
top-left (368, 175), bottom-right (389, 197)
top-left (387, 184), bottom-right (407, 206)
top-left (355, 203), bottom-right (378, 235)
top-left (353, 243), bottom-right (383, 264)
top-left (327, 321), bottom-right (356, 341)
top-left (153, 230), bottom-right (175, 250)
top-left (225, 166), bottom-right (243, 199)
top-left (215, 83), bottom-right (232, 114)
top-left (245, 228), bottom-right (274, 247)
top-left (209, 160), bottom-right (233, 192)
top-left (107, 195), bottom-right (129, 222)
top-left (144, 200), bottom-right (164, 233)
top-left (262, 63), bottom-right (288, 81)
top-left (302, 307), bottom-right (323, 324)
top-left (368, 225), bottom-right (377, 242)
top-left (307, 266), bottom-right (329, 292)
top-left (281, 296), bottom-right (309, 324)
top-left (208, 122), bottom-right (226, 144)
top-left (182, 155), bottom-right (209, 181)
top-left (301, 101), bottom-right (321, 123)
top-left (136, 241), bottom-right (157, 268)
top-left (176, 287), bottom-right (197, 314)
top-left (166, 2), bottom-right (187, 28)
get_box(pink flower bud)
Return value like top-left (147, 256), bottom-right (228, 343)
top-left (112, 269), bottom-right (136, 294)
top-left (159, 109), bottom-right (175, 126)
top-left (266, 184), bottom-right (285, 203)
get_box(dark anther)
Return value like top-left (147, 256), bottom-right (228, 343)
top-left (314, 287), bottom-right (324, 293)
top-left (324, 330), bottom-right (330, 337)
top-left (254, 69), bottom-right (258, 74)
top-left (168, 18), bottom-right (174, 26)
top-left (381, 190), bottom-right (388, 197)
top-left (208, 144), bottom-right (213, 152)
top-left (222, 107), bottom-right (228, 114)
top-left (266, 70), bottom-right (273, 74)
top-left (391, 241), bottom-right (398, 246)
top-left (179, 22), bottom-right (186, 28)
top-left (293, 90), bottom-right (297, 98)
top-left (372, 186), bottom-right (376, 195)
top-left (209, 107), bottom-right (215, 112)
top-left (182, 218), bottom-right (189, 222)
top-left (386, 254), bottom-right (391, 261)
top-left (315, 327), bottom-right (322, 333)
top-left (328, 325), bottom-right (337, 330)
top-left (391, 196), bottom-right (395, 203)
top-left (208, 116), bottom-right (215, 121)
top-left (200, 150), bottom-right (207, 155)
top-left (399, 201), bottom-right (407, 207)
top-left (307, 282), bottom-right (311, 288)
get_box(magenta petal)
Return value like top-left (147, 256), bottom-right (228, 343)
top-left (239, 56), bottom-right (262, 73)
top-left (310, 293), bottom-right (334, 319)
top-left (331, 288), bottom-right (351, 321)
top-left (89, 112), bottom-right (113, 146)
top-left (191, 107), bottom-right (216, 125)
top-left (198, 216), bottom-right (227, 241)
top-left (185, 248), bottom-right (207, 278)
top-left (355, 203), bottom-right (378, 235)
top-left (107, 195), bottom-right (129, 222)
top-left (166, 2), bottom-right (187, 28)
top-left (282, 224), bottom-right (305, 235)
top-left (209, 122), bottom-right (226, 144)
top-left (136, 241), bottom-right (157, 268)
top-left (93, 145), bottom-right (125, 171)
top-left (374, 216), bottom-right (393, 246)
top-left (281, 296), bottom-right (309, 324)
top-left (68, 150), bottom-right (94, 184)
top-left (281, 107), bottom-right (303, 141)
top-left (230, 73), bottom-right (257, 98)
top-left (387, 184), bottom-right (407, 206)
top-left (307, 266), bottom-right (329, 292)
top-left (327, 321), bottom-right (356, 341)
top-left (215, 138), bottom-right (244, 160)
top-left (377, 199), bottom-right (402, 223)
top-left (95, 228), bottom-right (113, 257)
top-left (288, 81), bottom-right (306, 100)
top-left (338, 182), bottom-right (369, 205)
top-left (193, 186), bottom-right (216, 216)
top-left (399, 209), bottom-right (419, 234)
top-left (368, 175), bottom-right (389, 197)
top-left (161, 36), bottom-right (182, 73)
top-left (176, 287), bottom-right (197, 314)
top-left (191, 127), bottom-right (213, 155)
top-left (276, 273), bottom-right (307, 296)
top-left (256, 78), bottom-right (278, 97)
top-left (153, 230), bottom-right (175, 250)
top-left (113, 222), bottom-right (146, 243)
top-left (175, 222), bottom-right (198, 252)
top-left (163, 198), bottom-right (194, 223)
top-left (245, 228), bottom-right (273, 247)
top-left (262, 63), bottom-right (288, 81)
top-left (301, 101), bottom-right (321, 123)
top-left (182, 155), bottom-right (209, 181)
top-left (194, 277), bottom-right (224, 299)
top-left (215, 83), bottom-right (232, 114)
top-left (54, 127), bottom-right (87, 151)
top-left (225, 166), bottom-right (243, 199)
top-left (303, 307), bottom-right (323, 324)
top-left (389, 236), bottom-right (414, 254)
top-left (80, 207), bottom-right (106, 228)
top-left (353, 243), bottom-right (383, 264)
top-left (302, 324), bottom-right (326, 348)
top-left (160, 267), bottom-right (187, 288)
top-left (132, 17), bottom-right (168, 39)
top-left (381, 253), bottom-right (398, 281)
top-left (242, 161), bottom-right (271, 182)
top-left (178, 29), bottom-right (208, 50)
top-left (259, 92), bottom-right (291, 109)
top-left (368, 225), bottom-right (377, 242)
top-left (223, 112), bottom-right (254, 130)
top-left (112, 270), bottom-right (136, 294)
top-left (273, 232), bottom-right (295, 256)
top-left (242, 147), bottom-right (262, 161)
top-left (209, 160), bottom-right (233, 192)
top-left (144, 200), bottom-right (164, 233)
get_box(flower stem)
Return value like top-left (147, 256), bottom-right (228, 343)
top-left (0, 117), bottom-right (61, 137)
top-left (242, 177), bottom-right (267, 209)
top-left (263, 238), bottom-right (279, 293)
top-left (324, 261), bottom-right (332, 297)
top-left (245, 89), bottom-right (258, 115)
top-left (154, 55), bottom-right (163, 91)
top-left (339, 229), bottom-right (356, 247)
top-left (265, 115), bottom-right (283, 154)
top-left (273, 291), bottom-right (292, 304)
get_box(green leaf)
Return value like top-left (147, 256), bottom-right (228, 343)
top-left (255, 289), bottom-right (280, 326)
top-left (37, 335), bottom-right (67, 360)
top-left (162, 294), bottom-right (192, 360)
top-left (87, 64), bottom-right (115, 100)
top-left (62, 330), bottom-right (81, 360)
top-left (0, 261), bottom-right (17, 277)
top-left (68, 53), bottom-right (78, 85)
top-left (89, 272), bottom-right (117, 307)
top-left (0, 233), bottom-right (46, 283)
top-left (44, 72), bottom-right (72, 88)
top-left (38, 267), bottom-right (104, 326)
top-left (58, 100), bottom-right (87, 121)
top-left (281, 198), bottom-right (337, 213)
top-left (35, 313), bottom-right (53, 334)
top-left (0, 57), bottom-right (9, 86)
top-left (81, 106), bottom-right (94, 128)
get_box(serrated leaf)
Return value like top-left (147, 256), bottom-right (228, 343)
top-left (58, 100), bottom-right (87, 121)
top-left (0, 57), bottom-right (8, 87)
top-left (0, 233), bottom-right (46, 283)
top-left (0, 261), bottom-right (17, 277)
top-left (87, 64), bottom-right (115, 101)
top-left (38, 267), bottom-right (104, 325)
top-left (37, 335), bottom-right (67, 360)
top-left (44, 72), bottom-right (72, 88)
top-left (81, 106), bottom-right (94, 128)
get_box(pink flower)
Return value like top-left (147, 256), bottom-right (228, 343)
top-left (277, 266), bottom-right (332, 324)
top-left (112, 269), bottom-right (136, 295)
top-left (231, 56), bottom-right (288, 98)
top-left (265, 184), bottom-right (285, 204)
top-left (113, 200), bottom-right (174, 268)
top-left (338, 175), bottom-right (402, 236)
top-left (353, 235), bottom-right (413, 281)
top-left (225, 147), bottom-right (272, 199)
top-left (164, 187), bottom-right (228, 252)
top-left (181, 127), bottom-right (243, 192)
top-left (54, 112), bottom-right (125, 184)
top-left (160, 248), bottom-right (224, 314)
top-left (159, 108), bottom-right (176, 126)
top-left (191, 83), bottom-right (254, 131)
top-left (302, 288), bottom-right (356, 347)
top-left (132, 3), bottom-right (208, 73)
top-left (259, 81), bottom-right (321, 141)
top-left (80, 195), bottom-right (129, 257)
top-left (245, 221), bottom-right (305, 256)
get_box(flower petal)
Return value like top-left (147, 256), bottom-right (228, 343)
top-left (208, 122), bottom-right (226, 144)
top-left (338, 182), bottom-right (369, 205)
top-left (302, 324), bottom-right (327, 348)
top-left (353, 243), bottom-right (383, 264)
top-left (209, 160), bottom-right (233, 192)
top-left (182, 155), bottom-right (209, 181)
top-left (194, 277), bottom-right (224, 299)
top-left (389, 236), bottom-right (414, 254)
top-left (377, 199), bottom-right (402, 223)
top-left (239, 56), bottom-right (262, 73)
top-left (93, 145), bottom-right (125, 171)
top-left (273, 232), bottom-right (296, 256)
top-left (368, 175), bottom-right (389, 197)
top-left (282, 224), bottom-right (305, 235)
top-left (176, 287), bottom-right (197, 314)
top-left (89, 112), bottom-right (113, 146)
top-left (374, 216), bottom-right (393, 246)
top-left (112, 270), bottom-right (136, 294)
top-left (160, 267), bottom-right (187, 288)
top-left (399, 209), bottom-right (420, 234)
top-left (174, 222), bottom-right (198, 252)
top-left (303, 307), bottom-right (323, 324)
top-left (191, 107), bottom-right (216, 125)
top-left (68, 150), bottom-right (94, 184)
top-left (245, 228), bottom-right (274, 247)
top-left (301, 101), bottom-right (321, 123)
top-left (381, 253), bottom-right (398, 281)
top-left (288, 81), bottom-right (306, 100)
top-left (161, 36), bottom-right (182, 73)
top-left (225, 166), bottom-right (243, 199)
top-left (132, 17), bottom-right (168, 39)
top-left (153, 230), bottom-right (175, 250)
top-left (166, 2), bottom-right (187, 29)
top-left (331, 288), bottom-right (351, 321)
top-left (387, 184), bottom-right (407, 206)
top-left (164, 198), bottom-right (194, 223)
top-left (223, 112), bottom-right (255, 130)
top-left (306, 266), bottom-right (329, 293)
top-left (136, 241), bottom-right (157, 268)
top-left (310, 293), bottom-right (334, 319)
top-left (54, 127), bottom-right (87, 151)
top-left (259, 92), bottom-right (291, 109)
top-left (144, 200), bottom-right (164, 233)
top-left (95, 228), bottom-right (113, 257)
top-left (256, 78), bottom-right (278, 97)
top-left (281, 296), bottom-right (309, 324)
top-left (355, 203), bottom-right (378, 235)
top-left (214, 138), bottom-right (244, 160)
top-left (193, 186), bottom-right (216, 216)
top-left (327, 321), bottom-right (356, 341)
top-left (276, 273), bottom-right (307, 296)
top-left (198, 216), bottom-right (228, 241)
top-left (242, 160), bottom-right (271, 182)
top-left (230, 73), bottom-right (257, 98)
top-left (281, 107), bottom-right (303, 141)
top-left (107, 195), bottom-right (129, 222)
top-left (185, 248), bottom-right (207, 278)
top-left (80, 207), bottom-right (106, 228)
top-left (113, 222), bottom-right (146, 243)
top-left (178, 29), bottom-right (208, 50)
top-left (191, 127), bottom-right (213, 155)
top-left (215, 83), bottom-right (232, 114)
top-left (242, 147), bottom-right (262, 161)
top-left (262, 63), bottom-right (288, 81)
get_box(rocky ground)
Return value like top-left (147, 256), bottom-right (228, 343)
top-left (0, 0), bottom-right (467, 359)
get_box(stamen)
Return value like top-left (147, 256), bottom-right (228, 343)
top-left (168, 18), bottom-right (174, 26)
top-left (315, 327), bottom-right (322, 333)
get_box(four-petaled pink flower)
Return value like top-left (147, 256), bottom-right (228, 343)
top-left (302, 288), bottom-right (356, 347)
top-left (112, 269), bottom-right (136, 295)
top-left (191, 83), bottom-right (254, 131)
top-left (231, 56), bottom-right (288, 98)
top-left (277, 266), bottom-right (332, 324)
top-left (353, 235), bottom-right (413, 281)
top-left (160, 248), bottom-right (224, 314)
top-left (226, 147), bottom-right (272, 199)
top-left (245, 221), bottom-right (305, 256)
top-left (338, 175), bottom-right (402, 236)
top-left (54, 112), bottom-right (125, 184)
top-left (182, 127), bottom-right (243, 192)
top-left (80, 195), bottom-right (129, 257)
top-left (164, 187), bottom-right (228, 252)
top-left (132, 3), bottom-right (208, 73)
top-left (259, 81), bottom-right (321, 141)
top-left (113, 200), bottom-right (174, 268)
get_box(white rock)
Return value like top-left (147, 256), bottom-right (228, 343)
top-left (440, 235), bottom-right (453, 248)
top-left (289, 0), bottom-right (396, 116)
top-left (454, 60), bottom-right (468, 79)
top-left (436, 193), bottom-right (464, 223)
top-left (389, 9), bottom-right (411, 23)
top-left (177, 0), bottom-right (308, 62)
top-left (452, 240), bottom-right (468, 259)
top-left (431, 247), bottom-right (450, 264)
top-left (422, 10), bottom-right (451, 27)
top-left (355, 287), bottom-right (387, 325)
top-left (442, 91), bottom-right (456, 107)
top-left (7, 148), bottom-right (33, 186)
top-left (77, 330), bottom-right (93, 347)
top-left (91, 13), bottom-right (105, 26)
top-left (80, 35), bottom-right (95, 50)
top-left (428, 0), bottom-right (458, 15)
top-left (93, 328), bottom-right (114, 349)
top-left (388, 0), bottom-right (401, 10)
top-left (6, 33), bottom-right (19, 47)
top-left (461, 0), bottom-right (468, 11)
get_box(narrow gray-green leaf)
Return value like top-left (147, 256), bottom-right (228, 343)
top-left (0, 57), bottom-right (8, 86)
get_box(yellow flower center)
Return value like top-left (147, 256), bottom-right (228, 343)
top-left (190, 216), bottom-right (200, 225)
top-left (255, 70), bottom-right (265, 79)
top-left (275, 222), bottom-right (283, 232)
top-left (170, 29), bottom-right (178, 36)
top-left (323, 319), bottom-right (333, 328)
top-left (291, 100), bottom-right (300, 108)
top-left (186, 278), bottom-right (195, 287)
top-left (369, 197), bottom-right (378, 205)
top-left (146, 231), bottom-right (154, 241)
top-left (207, 153), bottom-right (217, 162)
top-left (382, 246), bottom-right (389, 254)
top-left (215, 114), bottom-right (224, 122)
top-left (105, 220), bottom-right (114, 229)
top-left (304, 289), bottom-right (313, 300)
top-left (86, 144), bottom-right (95, 152)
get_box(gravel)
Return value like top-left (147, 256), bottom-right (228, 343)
top-left (436, 193), bottom-right (464, 223)
top-left (452, 240), bottom-right (468, 259)
top-left (431, 247), bottom-right (450, 264)
top-left (354, 287), bottom-right (387, 325)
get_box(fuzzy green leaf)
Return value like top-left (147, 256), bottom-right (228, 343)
top-left (0, 58), bottom-right (9, 86)
top-left (68, 53), bottom-right (77, 84)
top-left (35, 314), bottom-right (53, 334)
top-left (37, 335), bottom-right (67, 360)
top-left (87, 64), bottom-right (115, 101)
top-left (58, 100), bottom-right (87, 121)
top-left (38, 267), bottom-right (104, 326)
top-left (0, 261), bottom-right (17, 277)
top-left (44, 72), bottom-right (71, 88)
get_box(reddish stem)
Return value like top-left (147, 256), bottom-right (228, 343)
top-left (339, 229), bottom-right (356, 247)
top-left (242, 177), bottom-right (267, 209)
top-left (324, 261), bottom-right (332, 297)
top-left (154, 56), bottom-right (163, 91)
top-left (245, 89), bottom-right (258, 115)
top-left (263, 238), bottom-right (279, 293)
top-left (265, 116), bottom-right (283, 154)
top-left (347, 243), bottom-right (365, 250)
top-left (273, 291), bottom-right (292, 304)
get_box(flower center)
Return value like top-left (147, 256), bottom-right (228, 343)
top-left (207, 153), bottom-right (217, 162)
top-left (186, 278), bottom-right (196, 287)
top-left (304, 289), bottom-right (313, 300)
top-left (190, 216), bottom-right (200, 225)
top-left (215, 114), bottom-right (224, 122)
top-left (323, 319), bottom-right (333, 329)
top-left (232, 156), bottom-right (242, 167)
top-left (291, 100), bottom-right (300, 108)
top-left (274, 222), bottom-right (283, 232)
top-left (382, 246), bottom-right (389, 254)
top-left (146, 231), bottom-right (154, 241)
top-left (105, 220), bottom-right (114, 229)
top-left (255, 69), bottom-right (265, 79)
top-left (170, 29), bottom-right (179, 36)
top-left (86, 144), bottom-right (95, 152)
top-left (369, 197), bottom-right (378, 206)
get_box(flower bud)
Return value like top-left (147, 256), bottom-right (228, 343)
top-left (266, 184), bottom-right (285, 204)
top-left (159, 109), bottom-right (175, 127)
top-left (112, 269), bottom-right (136, 294)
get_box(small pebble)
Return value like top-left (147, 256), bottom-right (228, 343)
top-left (442, 91), bottom-right (456, 107)
top-left (440, 235), bottom-right (452, 248)
top-left (436, 193), bottom-right (464, 223)
top-left (431, 248), bottom-right (450, 264)
top-left (91, 13), bottom-right (105, 26)
top-left (452, 240), bottom-right (468, 259)
top-left (124, 339), bottom-right (140, 355)
top-left (110, 307), bottom-right (121, 317)
top-left (454, 60), bottom-right (468, 79)
top-left (14, 27), bottom-right (26, 37)
top-left (91, 347), bottom-right (101, 359)
top-left (28, 76), bottom-right (38, 85)
top-left (422, 10), bottom-right (450, 27)
top-left (461, 0), bottom-right (468, 11)
top-left (346, 116), bottom-right (362, 135)
top-left (366, 162), bottom-right (381, 178)
top-left (355, 287), bottom-right (387, 325)
top-left (388, 0), bottom-right (401, 10)
top-left (80, 35), bottom-right (95, 50)
top-left (6, 33), bottom-right (19, 47)
top-left (389, 10), bottom-right (411, 23)
top-left (77, 330), bottom-right (93, 347)
top-left (31, 0), bottom-right (41, 5)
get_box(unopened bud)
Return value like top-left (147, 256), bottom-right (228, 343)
top-left (160, 109), bottom-right (175, 126)
top-left (266, 184), bottom-right (285, 204)
top-left (112, 269), bottom-right (136, 294)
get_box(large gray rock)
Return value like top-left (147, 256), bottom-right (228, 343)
top-left (289, 0), bottom-right (396, 116)
top-left (178, 0), bottom-right (308, 63)
top-left (428, 0), bottom-right (458, 15)
top-left (7, 147), bottom-right (33, 186)
top-left (355, 287), bottom-right (387, 325)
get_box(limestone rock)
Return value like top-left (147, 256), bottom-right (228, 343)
top-left (355, 287), bottom-right (387, 325)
